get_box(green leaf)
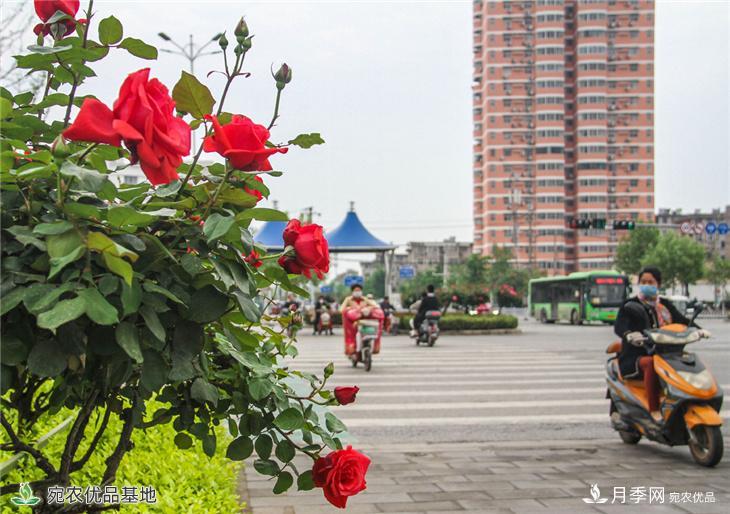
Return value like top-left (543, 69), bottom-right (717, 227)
top-left (235, 208), bottom-right (289, 222)
top-left (115, 321), bottom-right (144, 363)
top-left (121, 279), bottom-right (142, 316)
top-left (325, 412), bottom-right (347, 434)
top-left (48, 245), bottom-right (85, 279)
top-left (190, 378), bottom-right (219, 407)
top-left (107, 206), bottom-right (157, 231)
top-left (202, 433), bottom-right (217, 457)
top-left (172, 71), bottom-right (215, 119)
top-left (1, 336), bottom-right (28, 365)
top-left (248, 378), bottom-right (273, 401)
top-left (203, 213), bottom-right (235, 244)
top-left (273, 471), bottom-right (293, 494)
top-left (47, 230), bottom-right (83, 258)
top-left (87, 232), bottom-right (139, 261)
top-left (102, 253), bottom-right (133, 285)
top-left (0, 286), bottom-right (26, 316)
top-left (274, 408), bottom-right (304, 431)
top-left (185, 285), bottom-right (229, 323)
top-left (77, 288), bottom-right (119, 325)
top-left (37, 297), bottom-right (86, 332)
top-left (60, 162), bottom-right (110, 192)
top-left (141, 350), bottom-right (169, 391)
top-left (255, 434), bottom-right (273, 460)
top-left (140, 305), bottom-right (165, 341)
top-left (275, 440), bottom-right (296, 462)
top-left (174, 432), bottom-right (193, 450)
top-left (143, 282), bottom-right (185, 304)
top-left (297, 470), bottom-right (315, 491)
top-left (253, 459), bottom-right (279, 476)
top-left (288, 133), bottom-right (325, 149)
top-left (119, 37), bottom-right (158, 60)
top-left (232, 291), bottom-right (261, 323)
top-left (226, 436), bottom-right (253, 461)
top-left (98, 15), bottom-right (123, 45)
top-left (33, 221), bottom-right (74, 235)
top-left (98, 275), bottom-right (118, 295)
top-left (0, 97), bottom-right (11, 118)
top-left (27, 340), bottom-right (66, 377)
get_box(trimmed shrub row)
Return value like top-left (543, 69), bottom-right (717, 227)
top-left (398, 313), bottom-right (519, 331)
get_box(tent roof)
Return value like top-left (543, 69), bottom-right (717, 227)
top-left (254, 204), bottom-right (395, 253)
top-left (326, 206), bottom-right (395, 252)
top-left (253, 220), bottom-right (287, 251)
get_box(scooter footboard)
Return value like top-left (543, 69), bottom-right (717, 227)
top-left (684, 404), bottom-right (722, 429)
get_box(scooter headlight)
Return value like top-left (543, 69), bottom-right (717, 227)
top-left (676, 370), bottom-right (715, 390)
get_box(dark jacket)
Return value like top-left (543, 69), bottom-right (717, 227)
top-left (417, 294), bottom-right (440, 317)
top-left (613, 297), bottom-right (694, 378)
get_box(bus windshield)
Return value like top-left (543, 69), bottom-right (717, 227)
top-left (588, 277), bottom-right (627, 307)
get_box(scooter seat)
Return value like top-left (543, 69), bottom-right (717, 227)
top-left (606, 340), bottom-right (622, 354)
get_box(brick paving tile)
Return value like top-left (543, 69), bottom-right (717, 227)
top-left (375, 501), bottom-right (463, 512)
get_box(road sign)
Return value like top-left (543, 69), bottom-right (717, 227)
top-left (693, 222), bottom-right (704, 235)
top-left (344, 275), bottom-right (364, 287)
top-left (718, 223), bottom-right (729, 235)
top-left (320, 285), bottom-right (333, 294)
top-left (680, 222), bottom-right (693, 234)
top-left (399, 266), bottom-right (416, 279)
top-left (706, 222), bottom-right (717, 235)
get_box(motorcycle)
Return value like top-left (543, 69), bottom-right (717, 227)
top-left (317, 310), bottom-right (334, 335)
top-left (344, 307), bottom-right (383, 372)
top-left (413, 310), bottom-right (441, 347)
top-left (605, 304), bottom-right (724, 467)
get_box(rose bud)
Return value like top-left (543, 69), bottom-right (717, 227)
top-left (51, 135), bottom-right (72, 158)
top-left (218, 32), bottom-right (229, 50)
top-left (312, 447), bottom-right (371, 508)
top-left (244, 249), bottom-right (263, 269)
top-left (334, 386), bottom-right (359, 405)
top-left (234, 17), bottom-right (249, 40)
top-left (274, 63), bottom-right (292, 89)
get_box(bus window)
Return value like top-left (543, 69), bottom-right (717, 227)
top-left (589, 277), bottom-right (627, 306)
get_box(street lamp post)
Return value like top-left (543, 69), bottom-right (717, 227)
top-left (158, 31), bottom-right (223, 146)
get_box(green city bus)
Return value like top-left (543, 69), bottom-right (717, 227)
top-left (528, 271), bottom-right (629, 325)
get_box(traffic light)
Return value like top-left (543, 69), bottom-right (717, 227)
top-left (569, 218), bottom-right (592, 229)
top-left (613, 220), bottom-right (636, 230)
top-left (592, 218), bottom-right (607, 229)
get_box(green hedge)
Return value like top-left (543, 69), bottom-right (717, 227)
top-left (1, 402), bottom-right (243, 513)
top-left (398, 313), bottom-right (518, 331)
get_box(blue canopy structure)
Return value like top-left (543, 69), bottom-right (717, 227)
top-left (326, 203), bottom-right (396, 253)
top-left (253, 220), bottom-right (287, 251)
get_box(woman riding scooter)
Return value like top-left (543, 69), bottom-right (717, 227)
top-left (341, 284), bottom-right (382, 365)
top-left (614, 266), bottom-right (709, 421)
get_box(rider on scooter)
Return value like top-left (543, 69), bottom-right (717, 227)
top-left (313, 296), bottom-right (329, 335)
top-left (614, 266), bottom-right (710, 421)
top-left (341, 284), bottom-right (379, 360)
top-left (410, 285), bottom-right (440, 337)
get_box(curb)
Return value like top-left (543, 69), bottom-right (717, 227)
top-left (394, 328), bottom-right (521, 336)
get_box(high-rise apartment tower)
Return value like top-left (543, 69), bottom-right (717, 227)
top-left (473, 0), bottom-right (655, 273)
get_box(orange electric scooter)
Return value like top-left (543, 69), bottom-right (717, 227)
top-left (605, 305), bottom-right (724, 467)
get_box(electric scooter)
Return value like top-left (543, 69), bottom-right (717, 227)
top-left (352, 319), bottom-right (380, 372)
top-left (605, 305), bottom-right (724, 467)
top-left (413, 310), bottom-right (441, 347)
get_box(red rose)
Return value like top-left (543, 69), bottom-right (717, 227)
top-left (33, 0), bottom-right (80, 38)
top-left (64, 69), bottom-right (191, 185)
top-left (277, 219), bottom-right (329, 279)
top-left (244, 175), bottom-right (264, 202)
top-left (203, 115), bottom-right (287, 171)
top-left (334, 386), bottom-right (359, 405)
top-left (244, 249), bottom-right (263, 269)
top-left (312, 447), bottom-right (370, 509)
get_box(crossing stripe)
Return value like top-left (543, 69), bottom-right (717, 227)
top-left (327, 377), bottom-right (606, 387)
top-left (323, 370), bottom-right (605, 380)
top-left (357, 385), bottom-right (730, 398)
top-left (340, 398), bottom-right (610, 411)
top-left (341, 410), bottom-right (730, 428)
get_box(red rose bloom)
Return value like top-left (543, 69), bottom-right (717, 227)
top-left (203, 115), bottom-right (287, 171)
top-left (334, 386), bottom-right (359, 405)
top-left (312, 447), bottom-right (371, 509)
top-left (244, 175), bottom-right (264, 202)
top-left (33, 0), bottom-right (80, 38)
top-left (63, 69), bottom-right (191, 185)
top-left (277, 219), bottom-right (329, 279)
top-left (244, 249), bottom-right (263, 269)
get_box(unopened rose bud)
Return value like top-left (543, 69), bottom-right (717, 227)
top-left (274, 63), bottom-right (292, 90)
top-left (241, 36), bottom-right (253, 51)
top-left (49, 22), bottom-right (66, 40)
top-left (218, 33), bottom-right (229, 50)
top-left (51, 135), bottom-right (71, 158)
top-left (234, 17), bottom-right (249, 40)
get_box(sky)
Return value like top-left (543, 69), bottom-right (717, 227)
top-left (2, 0), bottom-right (729, 255)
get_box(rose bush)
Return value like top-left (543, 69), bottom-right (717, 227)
top-left (1, 2), bottom-right (364, 512)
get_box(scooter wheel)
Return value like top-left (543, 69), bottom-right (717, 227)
top-left (689, 425), bottom-right (724, 467)
top-left (428, 336), bottom-right (436, 347)
top-left (619, 431), bottom-right (641, 445)
top-left (364, 352), bottom-right (372, 372)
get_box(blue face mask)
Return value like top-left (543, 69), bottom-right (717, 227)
top-left (639, 284), bottom-right (658, 298)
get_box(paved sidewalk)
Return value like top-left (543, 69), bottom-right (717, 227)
top-left (239, 438), bottom-right (730, 513)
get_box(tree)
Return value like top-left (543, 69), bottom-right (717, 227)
top-left (399, 267), bottom-right (443, 306)
top-left (642, 232), bottom-right (705, 294)
top-left (614, 227), bottom-right (660, 275)
top-left (447, 253), bottom-right (490, 305)
top-left (705, 257), bottom-right (730, 305)
top-left (364, 266), bottom-right (385, 299)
